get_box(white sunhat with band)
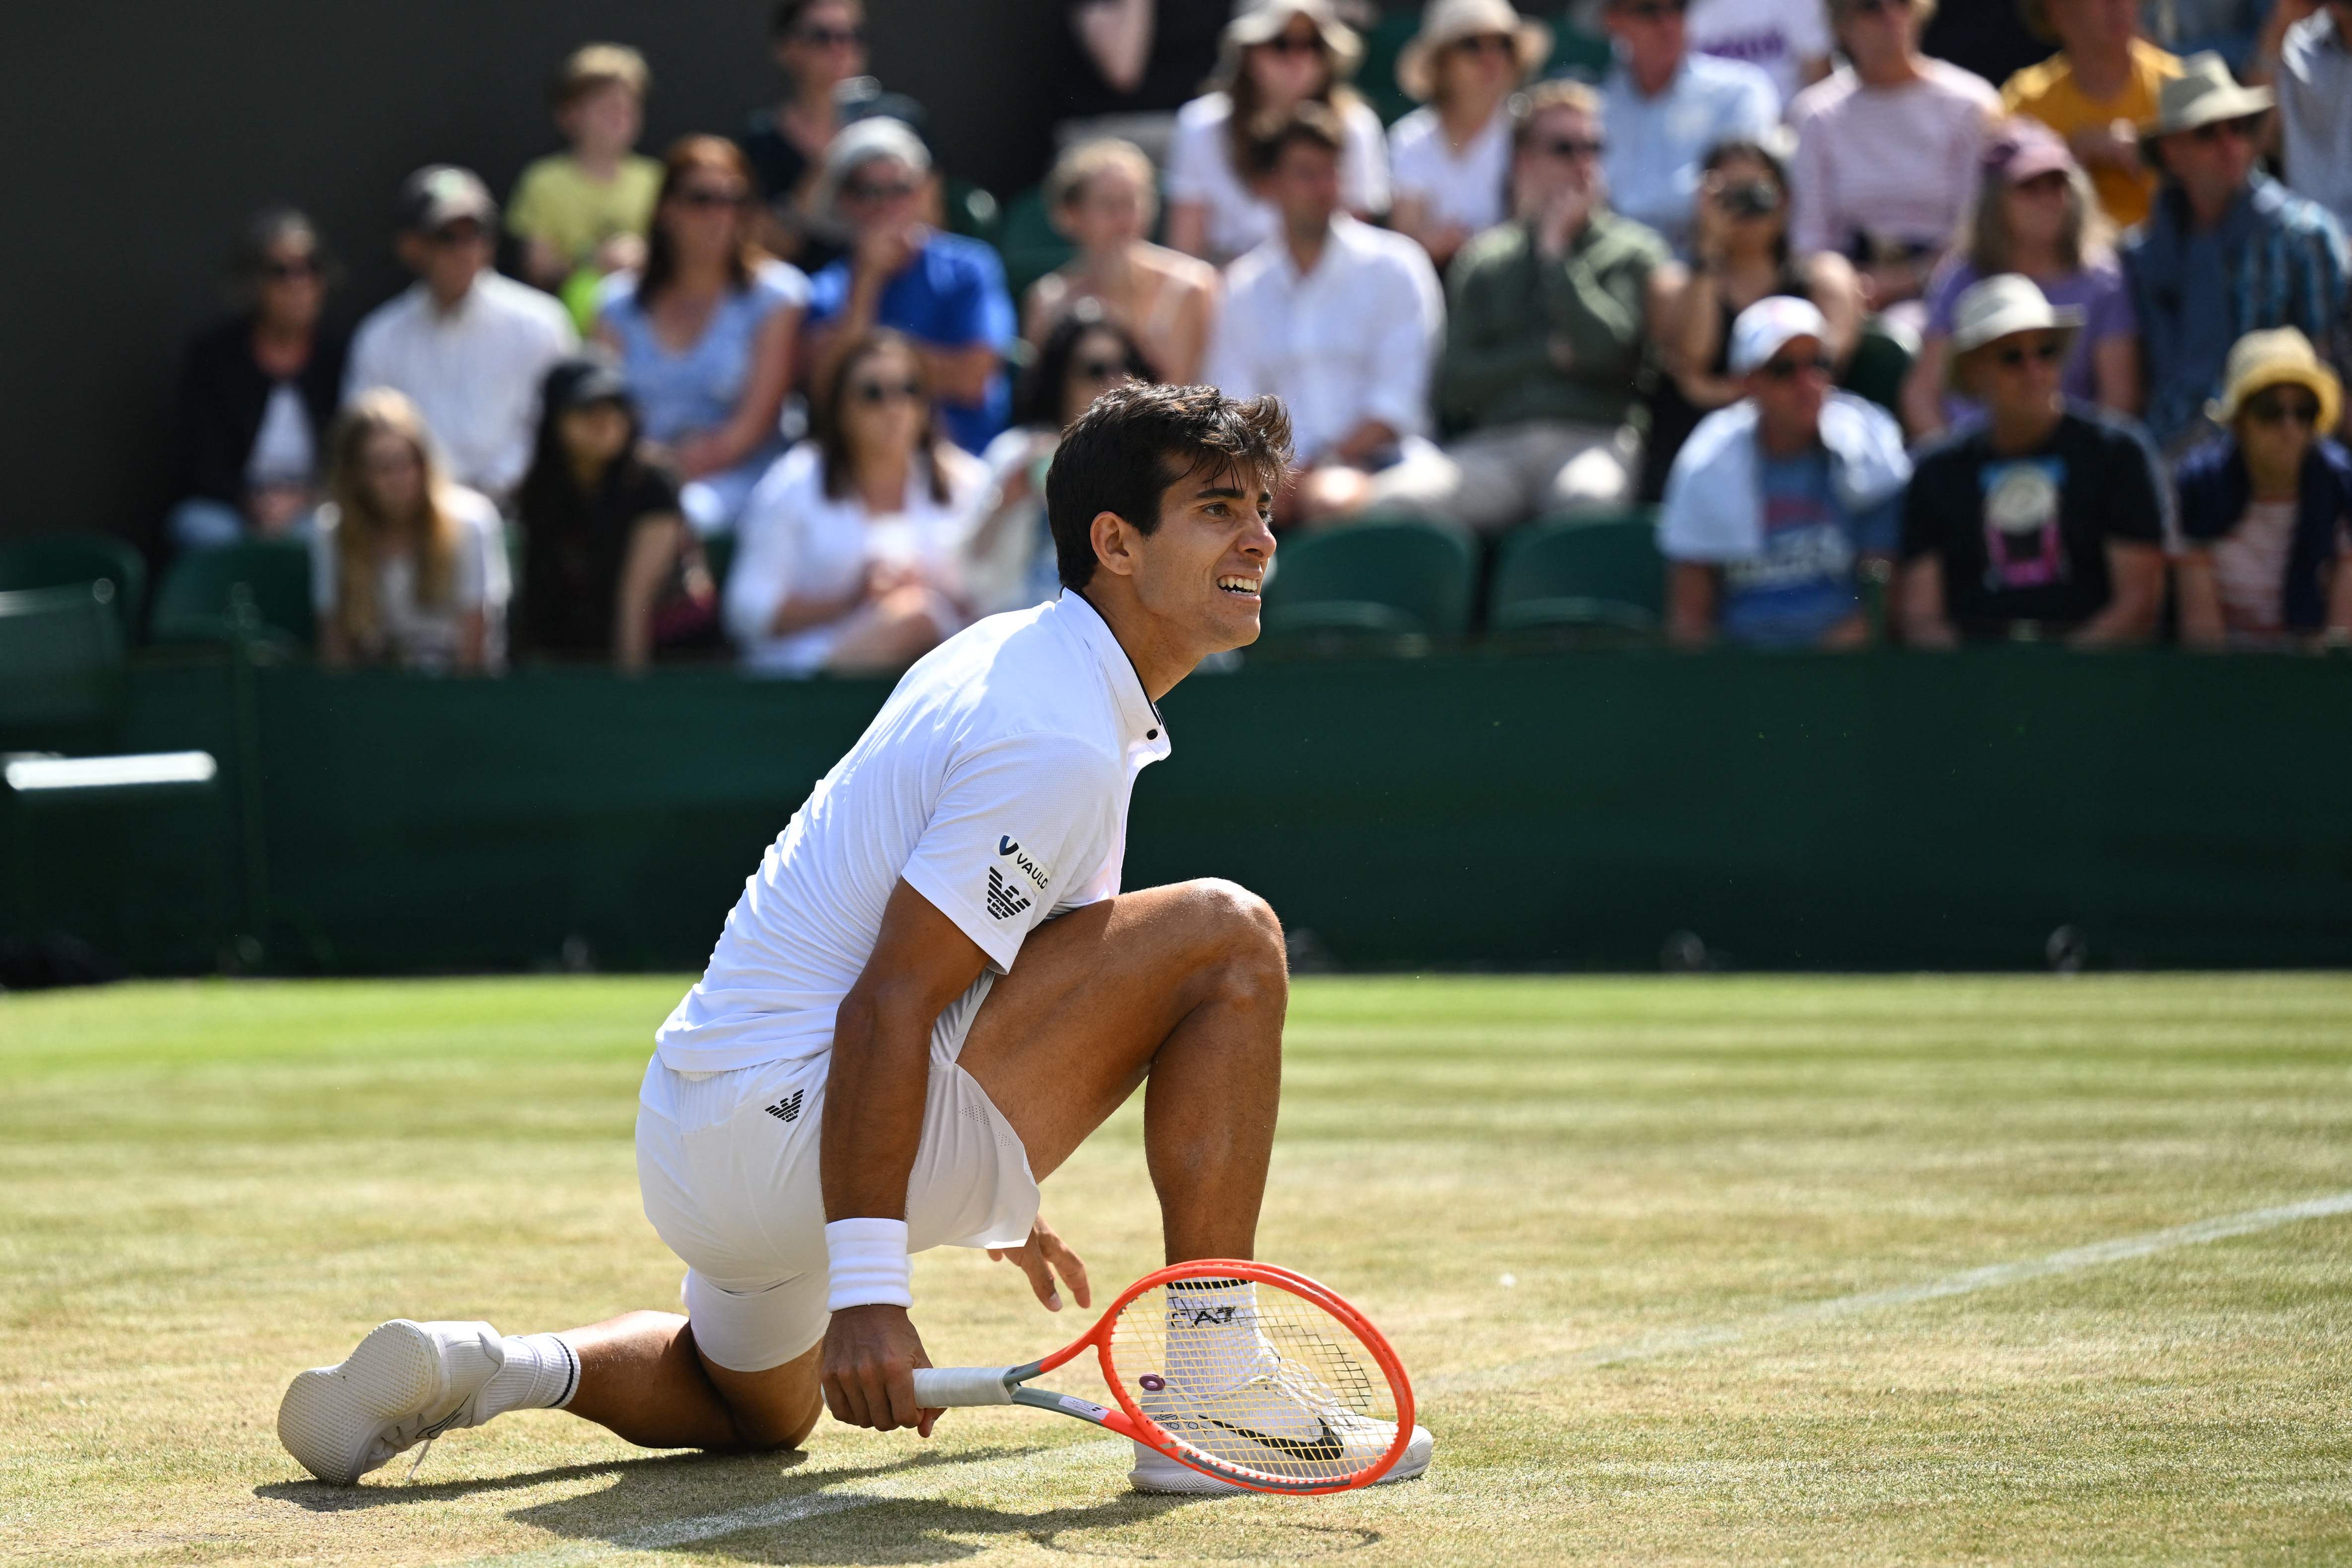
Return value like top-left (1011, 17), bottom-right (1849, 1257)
top-left (1217, 0), bottom-right (1366, 81)
top-left (1946, 272), bottom-right (2084, 389)
top-left (1396, 0), bottom-right (1553, 102)
top-left (2139, 51), bottom-right (2273, 151)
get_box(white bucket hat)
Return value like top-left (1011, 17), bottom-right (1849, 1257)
top-left (1396, 0), bottom-right (1552, 102)
top-left (1947, 272), bottom-right (2083, 388)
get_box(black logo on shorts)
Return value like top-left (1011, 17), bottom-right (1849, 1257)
top-left (986, 866), bottom-right (1032, 921)
top-left (764, 1090), bottom-right (803, 1123)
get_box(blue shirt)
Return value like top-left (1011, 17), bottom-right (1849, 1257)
top-left (1599, 54), bottom-right (1779, 254)
top-left (599, 259), bottom-right (808, 451)
top-left (807, 233), bottom-right (1017, 453)
top-left (1717, 448), bottom-right (1898, 647)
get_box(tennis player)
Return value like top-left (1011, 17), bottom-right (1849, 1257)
top-left (279, 383), bottom-right (1433, 1494)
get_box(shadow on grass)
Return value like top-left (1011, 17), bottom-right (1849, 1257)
top-left (253, 1444), bottom-right (811, 1511)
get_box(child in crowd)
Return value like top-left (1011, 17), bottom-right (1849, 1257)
top-left (508, 44), bottom-right (663, 327)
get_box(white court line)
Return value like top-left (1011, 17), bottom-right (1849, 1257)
top-left (459, 1190), bottom-right (2352, 1562)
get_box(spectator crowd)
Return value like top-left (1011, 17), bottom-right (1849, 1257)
top-left (166, 0), bottom-right (2352, 671)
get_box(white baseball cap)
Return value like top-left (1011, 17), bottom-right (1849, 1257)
top-left (1729, 296), bottom-right (1830, 376)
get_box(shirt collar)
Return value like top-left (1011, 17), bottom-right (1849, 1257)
top-left (1053, 589), bottom-right (1170, 759)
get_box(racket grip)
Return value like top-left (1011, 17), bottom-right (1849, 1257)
top-left (911, 1366), bottom-right (1018, 1406)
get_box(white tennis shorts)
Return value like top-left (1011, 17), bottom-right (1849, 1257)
top-left (634, 980), bottom-right (1041, 1372)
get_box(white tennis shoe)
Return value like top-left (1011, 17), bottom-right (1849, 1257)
top-left (277, 1319), bottom-right (506, 1485)
top-left (1128, 1365), bottom-right (1434, 1494)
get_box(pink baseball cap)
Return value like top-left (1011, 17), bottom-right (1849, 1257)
top-left (1984, 118), bottom-right (2075, 185)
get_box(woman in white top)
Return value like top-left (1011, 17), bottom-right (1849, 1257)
top-left (313, 389), bottom-right (509, 673)
top-left (1163, 0), bottom-right (1389, 266)
top-left (1023, 138), bottom-right (1218, 385)
top-left (1386, 0), bottom-right (1553, 271)
top-left (725, 329), bottom-right (988, 676)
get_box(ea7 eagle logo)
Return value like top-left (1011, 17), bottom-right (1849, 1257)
top-left (996, 834), bottom-right (1049, 892)
top-left (985, 867), bottom-right (1033, 921)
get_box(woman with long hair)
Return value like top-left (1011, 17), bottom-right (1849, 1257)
top-left (1023, 138), bottom-right (1216, 385)
top-left (514, 357), bottom-right (714, 669)
top-left (596, 135), bottom-right (807, 537)
top-left (723, 329), bottom-right (989, 675)
top-left (313, 390), bottom-right (508, 672)
top-left (1641, 136), bottom-right (1862, 501)
top-left (1901, 118), bottom-right (2138, 439)
top-left (1163, 0), bottom-right (1389, 265)
top-left (1386, 0), bottom-right (1552, 271)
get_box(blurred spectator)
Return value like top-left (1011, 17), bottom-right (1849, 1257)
top-left (2153, 0), bottom-right (2273, 73)
top-left (724, 329), bottom-right (988, 674)
top-left (1790, 0), bottom-right (2000, 319)
top-left (1643, 137), bottom-right (1863, 501)
top-left (1052, 0), bottom-right (1230, 162)
top-left (1920, 0), bottom-right (2054, 85)
top-left (1386, 0), bottom-right (1553, 272)
top-left (2174, 327), bottom-right (2352, 646)
top-left (1368, 82), bottom-right (1670, 529)
top-left (1901, 273), bottom-right (2166, 644)
top-left (314, 389), bottom-right (509, 672)
top-left (1904, 120), bottom-right (2137, 439)
top-left (1206, 106), bottom-right (1443, 524)
top-left (804, 119), bottom-right (1017, 455)
top-left (971, 306), bottom-right (1155, 615)
top-left (167, 208), bottom-right (347, 551)
top-left (345, 166), bottom-right (578, 506)
top-left (1164, 0), bottom-right (1390, 266)
top-left (515, 358), bottom-right (712, 670)
top-left (1599, 0), bottom-right (1779, 256)
top-left (2002, 0), bottom-right (2181, 229)
top-left (2127, 54), bottom-right (2349, 454)
top-left (1023, 139), bottom-right (1219, 383)
top-left (737, 0), bottom-right (927, 271)
top-left (2273, 0), bottom-right (2352, 229)
top-left (595, 137), bottom-right (807, 537)
top-left (507, 44), bottom-right (661, 319)
top-left (1686, 0), bottom-right (1835, 107)
top-left (1659, 297), bottom-right (1910, 647)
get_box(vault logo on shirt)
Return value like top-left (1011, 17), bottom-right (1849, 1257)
top-left (985, 867), bottom-right (1033, 922)
top-left (996, 834), bottom-right (1051, 893)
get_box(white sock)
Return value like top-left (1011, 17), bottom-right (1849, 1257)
top-left (472, 1332), bottom-right (579, 1424)
top-left (1163, 1277), bottom-right (1271, 1394)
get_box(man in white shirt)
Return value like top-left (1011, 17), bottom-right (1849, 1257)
top-left (1204, 104), bottom-right (1444, 524)
top-left (276, 382), bottom-right (1435, 1496)
top-left (343, 166), bottom-right (578, 504)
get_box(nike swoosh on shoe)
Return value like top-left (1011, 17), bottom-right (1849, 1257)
top-left (1197, 1413), bottom-right (1347, 1462)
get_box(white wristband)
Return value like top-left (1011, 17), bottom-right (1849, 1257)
top-left (825, 1217), bottom-right (913, 1311)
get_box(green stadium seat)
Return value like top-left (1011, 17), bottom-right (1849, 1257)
top-left (1542, 17), bottom-right (1614, 80)
top-left (0, 531), bottom-right (146, 638)
top-left (1488, 514), bottom-right (1665, 643)
top-left (1261, 517), bottom-right (1477, 642)
top-left (996, 185), bottom-right (1076, 304)
top-left (1839, 317), bottom-right (1918, 418)
top-left (701, 532), bottom-right (736, 598)
top-left (0, 582), bottom-right (126, 735)
top-left (1358, 8), bottom-right (1426, 125)
top-left (150, 539), bottom-right (315, 649)
top-left (942, 177), bottom-right (1002, 248)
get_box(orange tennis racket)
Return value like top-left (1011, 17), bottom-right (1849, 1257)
top-left (910, 1259), bottom-right (1414, 1495)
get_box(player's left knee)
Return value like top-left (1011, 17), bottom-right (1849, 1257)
top-left (1188, 878), bottom-right (1288, 1002)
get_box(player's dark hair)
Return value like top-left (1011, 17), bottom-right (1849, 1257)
top-left (1045, 384), bottom-right (1293, 591)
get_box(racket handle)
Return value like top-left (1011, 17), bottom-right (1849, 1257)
top-left (912, 1366), bottom-right (1018, 1406)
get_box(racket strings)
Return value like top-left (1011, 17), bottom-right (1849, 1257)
top-left (1106, 1281), bottom-right (1400, 1487)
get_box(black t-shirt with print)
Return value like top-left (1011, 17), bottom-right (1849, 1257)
top-left (1901, 407), bottom-right (2167, 640)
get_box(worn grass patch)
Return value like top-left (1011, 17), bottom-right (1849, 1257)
top-left (2, 974), bottom-right (2349, 1565)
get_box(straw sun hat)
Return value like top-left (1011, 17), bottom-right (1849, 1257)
top-left (1216, 0), bottom-right (1366, 84)
top-left (2208, 327), bottom-right (2344, 431)
top-left (1396, 0), bottom-right (1552, 102)
top-left (1946, 273), bottom-right (2084, 391)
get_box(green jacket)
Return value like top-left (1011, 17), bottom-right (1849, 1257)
top-left (1436, 209), bottom-right (1668, 434)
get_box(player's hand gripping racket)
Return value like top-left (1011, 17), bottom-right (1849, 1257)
top-left (911, 1259), bottom-right (1414, 1495)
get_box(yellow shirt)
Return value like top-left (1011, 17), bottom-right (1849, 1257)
top-left (2001, 39), bottom-right (2183, 230)
top-left (505, 153), bottom-right (662, 266)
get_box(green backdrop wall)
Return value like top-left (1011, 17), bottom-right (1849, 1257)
top-left (8, 650), bottom-right (2348, 978)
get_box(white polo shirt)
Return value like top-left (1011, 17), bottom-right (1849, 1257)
top-left (655, 590), bottom-right (1171, 1073)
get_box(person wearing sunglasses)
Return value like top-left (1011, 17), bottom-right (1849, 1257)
top-left (2270, 0), bottom-right (2352, 234)
top-left (724, 329), bottom-right (989, 675)
top-left (345, 166), bottom-right (580, 508)
top-left (1163, 0), bottom-right (1389, 266)
top-left (737, 0), bottom-right (927, 272)
top-left (2124, 52), bottom-right (2351, 455)
top-left (1788, 0), bottom-right (1999, 322)
top-left (804, 118), bottom-right (1016, 457)
top-left (1387, 0), bottom-right (1554, 271)
top-left (2173, 327), bottom-right (2352, 647)
top-left (1901, 273), bottom-right (2168, 646)
top-left (595, 137), bottom-right (809, 538)
top-left (1904, 119), bottom-right (2139, 441)
top-left (167, 207), bottom-right (348, 551)
top-left (1597, 0), bottom-right (1778, 257)
top-left (1659, 296), bottom-right (1910, 648)
top-left (2001, 0), bottom-right (2184, 231)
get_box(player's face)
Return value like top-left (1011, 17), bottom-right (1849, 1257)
top-left (1130, 461), bottom-right (1277, 653)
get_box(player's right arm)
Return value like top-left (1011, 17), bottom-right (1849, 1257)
top-left (818, 878), bottom-right (991, 1437)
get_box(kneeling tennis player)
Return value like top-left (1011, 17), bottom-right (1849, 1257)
top-left (277, 383), bottom-right (1434, 1494)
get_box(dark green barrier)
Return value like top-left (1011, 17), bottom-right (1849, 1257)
top-left (7, 650), bottom-right (2349, 975)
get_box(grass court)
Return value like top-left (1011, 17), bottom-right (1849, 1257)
top-left (4, 973), bottom-right (2350, 1566)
